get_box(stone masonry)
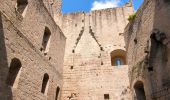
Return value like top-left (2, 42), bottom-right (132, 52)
top-left (0, 0), bottom-right (65, 100)
top-left (124, 0), bottom-right (170, 100)
top-left (3, 0), bottom-right (169, 100)
top-left (59, 3), bottom-right (134, 100)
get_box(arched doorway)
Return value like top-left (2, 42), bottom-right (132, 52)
top-left (134, 81), bottom-right (146, 100)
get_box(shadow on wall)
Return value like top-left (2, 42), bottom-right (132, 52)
top-left (0, 13), bottom-right (13, 100)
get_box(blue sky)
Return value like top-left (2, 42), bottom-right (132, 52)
top-left (62, 0), bottom-right (144, 14)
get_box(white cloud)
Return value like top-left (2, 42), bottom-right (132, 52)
top-left (91, 0), bottom-right (120, 11)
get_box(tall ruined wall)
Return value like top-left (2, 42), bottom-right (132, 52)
top-left (60, 5), bottom-right (134, 100)
top-left (0, 0), bottom-right (65, 100)
top-left (124, 0), bottom-right (170, 99)
top-left (124, 0), bottom-right (156, 99)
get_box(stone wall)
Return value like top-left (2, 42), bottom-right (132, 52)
top-left (60, 4), bottom-right (134, 100)
top-left (43, 0), bottom-right (62, 18)
top-left (124, 0), bottom-right (170, 99)
top-left (0, 0), bottom-right (65, 100)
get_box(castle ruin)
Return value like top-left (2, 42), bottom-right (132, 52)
top-left (0, 0), bottom-right (170, 100)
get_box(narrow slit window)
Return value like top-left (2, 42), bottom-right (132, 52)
top-left (41, 73), bottom-right (49, 95)
top-left (16, 0), bottom-right (28, 15)
top-left (42, 27), bottom-right (51, 53)
top-left (55, 87), bottom-right (60, 100)
top-left (6, 58), bottom-right (22, 88)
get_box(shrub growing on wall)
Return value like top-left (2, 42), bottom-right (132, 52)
top-left (128, 13), bottom-right (136, 21)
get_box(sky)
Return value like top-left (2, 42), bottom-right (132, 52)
top-left (62, 0), bottom-right (144, 14)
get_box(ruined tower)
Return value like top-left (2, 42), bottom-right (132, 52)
top-left (58, 2), bottom-right (134, 100)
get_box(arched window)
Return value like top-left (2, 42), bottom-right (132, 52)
top-left (42, 27), bottom-right (51, 53)
top-left (55, 87), bottom-right (60, 100)
top-left (115, 58), bottom-right (121, 66)
top-left (6, 58), bottom-right (22, 88)
top-left (110, 49), bottom-right (126, 66)
top-left (134, 81), bottom-right (146, 100)
top-left (16, 0), bottom-right (28, 16)
top-left (41, 73), bottom-right (49, 95)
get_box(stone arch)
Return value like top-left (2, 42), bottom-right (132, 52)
top-left (55, 86), bottom-right (60, 100)
top-left (41, 73), bottom-right (49, 95)
top-left (6, 58), bottom-right (22, 88)
top-left (134, 81), bottom-right (146, 100)
top-left (16, 0), bottom-right (28, 16)
top-left (110, 49), bottom-right (126, 66)
top-left (42, 27), bottom-right (51, 53)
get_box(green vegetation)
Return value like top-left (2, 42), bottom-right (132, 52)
top-left (128, 13), bottom-right (136, 21)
